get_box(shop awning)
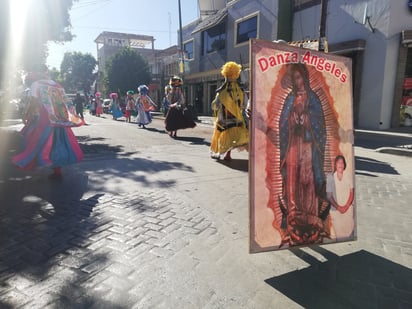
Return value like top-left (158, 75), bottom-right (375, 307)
top-left (329, 39), bottom-right (366, 54)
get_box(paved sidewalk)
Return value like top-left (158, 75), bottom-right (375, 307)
top-left (0, 115), bottom-right (411, 308)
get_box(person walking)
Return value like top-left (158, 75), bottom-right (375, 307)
top-left (74, 92), bottom-right (84, 120)
top-left (124, 90), bottom-right (136, 123)
top-left (95, 92), bottom-right (103, 117)
top-left (136, 85), bottom-right (157, 128)
top-left (164, 76), bottom-right (196, 137)
top-left (210, 61), bottom-right (249, 160)
top-left (89, 95), bottom-right (96, 115)
top-left (109, 92), bottom-right (123, 120)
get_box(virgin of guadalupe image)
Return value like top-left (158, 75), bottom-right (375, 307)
top-left (257, 61), bottom-right (344, 248)
top-left (277, 63), bottom-right (328, 245)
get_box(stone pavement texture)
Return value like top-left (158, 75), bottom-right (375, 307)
top-left (0, 113), bottom-right (411, 308)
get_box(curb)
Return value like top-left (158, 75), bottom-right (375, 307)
top-left (376, 147), bottom-right (412, 157)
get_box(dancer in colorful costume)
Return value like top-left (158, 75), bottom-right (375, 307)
top-left (136, 85), bottom-right (157, 128)
top-left (95, 92), bottom-right (103, 117)
top-left (164, 76), bottom-right (196, 137)
top-left (12, 79), bottom-right (84, 178)
top-left (124, 90), bottom-right (135, 123)
top-left (109, 92), bottom-right (123, 120)
top-left (210, 61), bottom-right (249, 160)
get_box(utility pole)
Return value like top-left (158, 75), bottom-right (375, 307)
top-left (168, 12), bottom-right (172, 46)
top-left (178, 0), bottom-right (185, 75)
top-left (319, 0), bottom-right (328, 52)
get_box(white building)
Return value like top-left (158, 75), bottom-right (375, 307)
top-left (181, 0), bottom-right (412, 129)
top-left (94, 31), bottom-right (180, 100)
top-left (293, 0), bottom-right (412, 129)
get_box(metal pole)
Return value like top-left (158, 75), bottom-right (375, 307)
top-left (319, 0), bottom-right (328, 52)
top-left (178, 0), bottom-right (185, 75)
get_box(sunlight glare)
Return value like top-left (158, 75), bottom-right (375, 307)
top-left (10, 0), bottom-right (30, 50)
top-left (1, 0), bottom-right (31, 111)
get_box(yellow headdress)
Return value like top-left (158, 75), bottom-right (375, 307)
top-left (221, 61), bottom-right (242, 81)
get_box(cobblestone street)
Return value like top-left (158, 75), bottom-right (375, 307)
top-left (0, 114), bottom-right (411, 308)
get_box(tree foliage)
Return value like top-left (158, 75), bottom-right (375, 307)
top-left (49, 67), bottom-right (61, 83)
top-left (0, 1), bottom-right (10, 80)
top-left (60, 52), bottom-right (97, 94)
top-left (105, 47), bottom-right (151, 96)
top-left (0, 0), bottom-right (75, 75)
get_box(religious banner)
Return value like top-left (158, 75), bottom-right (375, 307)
top-left (249, 39), bottom-right (356, 252)
top-left (30, 80), bottom-right (84, 127)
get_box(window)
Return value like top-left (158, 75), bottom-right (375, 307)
top-left (236, 15), bottom-right (258, 45)
top-left (202, 23), bottom-right (226, 55)
top-left (184, 40), bottom-right (194, 60)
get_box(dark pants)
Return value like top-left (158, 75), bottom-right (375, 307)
top-left (76, 107), bottom-right (84, 119)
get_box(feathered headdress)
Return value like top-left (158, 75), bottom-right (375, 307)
top-left (221, 61), bottom-right (242, 81)
top-left (138, 85), bottom-right (149, 95)
top-left (169, 76), bottom-right (183, 87)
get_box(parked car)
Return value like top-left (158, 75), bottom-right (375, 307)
top-left (401, 96), bottom-right (412, 126)
top-left (103, 99), bottom-right (111, 113)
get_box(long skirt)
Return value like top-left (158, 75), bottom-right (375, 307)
top-left (12, 111), bottom-right (83, 170)
top-left (111, 105), bottom-right (123, 119)
top-left (210, 124), bottom-right (249, 156)
top-left (165, 107), bottom-right (196, 131)
top-left (136, 105), bottom-right (151, 126)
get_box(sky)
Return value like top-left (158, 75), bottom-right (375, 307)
top-left (46, 0), bottom-right (200, 69)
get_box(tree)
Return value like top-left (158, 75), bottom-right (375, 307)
top-left (60, 52), bottom-right (97, 94)
top-left (105, 47), bottom-right (151, 96)
top-left (49, 67), bottom-right (61, 83)
top-left (0, 0), bottom-right (75, 76)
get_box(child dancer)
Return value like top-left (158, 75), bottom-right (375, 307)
top-left (95, 92), bottom-right (103, 117)
top-left (124, 90), bottom-right (135, 123)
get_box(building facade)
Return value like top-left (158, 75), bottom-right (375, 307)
top-left (293, 0), bottom-right (412, 129)
top-left (180, 0), bottom-right (412, 129)
top-left (181, 0), bottom-right (279, 115)
top-left (94, 31), bottom-right (180, 102)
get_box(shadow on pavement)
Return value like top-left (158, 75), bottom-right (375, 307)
top-left (355, 131), bottom-right (412, 150)
top-left (215, 158), bottom-right (249, 172)
top-left (144, 127), bottom-right (169, 135)
top-left (173, 135), bottom-right (210, 146)
top-left (0, 129), bottom-right (129, 307)
top-left (77, 135), bottom-right (124, 155)
top-left (77, 155), bottom-right (192, 192)
top-left (265, 246), bottom-right (412, 309)
top-left (355, 156), bottom-right (399, 175)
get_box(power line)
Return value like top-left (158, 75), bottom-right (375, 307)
top-left (71, 0), bottom-right (111, 10)
top-left (73, 25), bottom-right (172, 34)
top-left (71, 0), bottom-right (111, 22)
